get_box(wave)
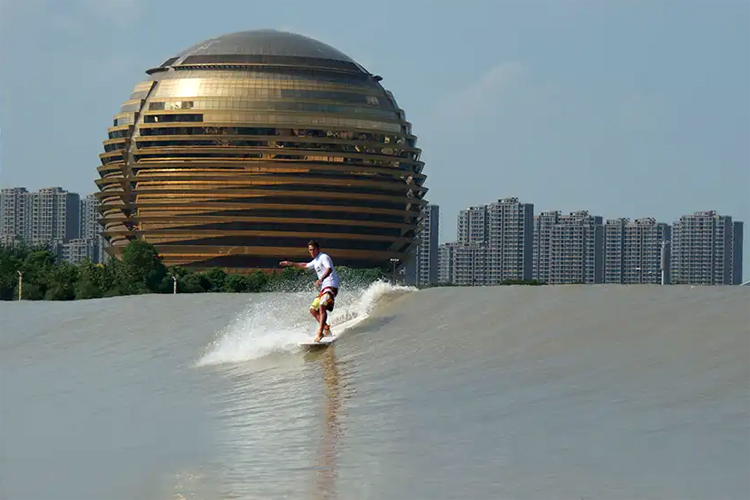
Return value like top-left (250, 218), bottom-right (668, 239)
top-left (196, 280), bottom-right (414, 366)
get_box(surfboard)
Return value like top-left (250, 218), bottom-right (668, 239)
top-left (298, 314), bottom-right (367, 349)
top-left (299, 335), bottom-right (337, 348)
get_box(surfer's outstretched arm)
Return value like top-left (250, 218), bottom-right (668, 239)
top-left (279, 260), bottom-right (309, 269)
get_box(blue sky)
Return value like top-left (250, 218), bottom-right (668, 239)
top-left (1, 0), bottom-right (748, 277)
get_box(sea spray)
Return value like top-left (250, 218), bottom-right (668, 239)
top-left (196, 280), bottom-right (414, 366)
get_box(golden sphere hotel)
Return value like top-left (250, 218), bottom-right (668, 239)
top-left (97, 30), bottom-right (427, 271)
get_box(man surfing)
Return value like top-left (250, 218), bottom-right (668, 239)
top-left (279, 240), bottom-right (340, 343)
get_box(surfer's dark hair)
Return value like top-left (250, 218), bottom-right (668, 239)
top-left (308, 239), bottom-right (320, 249)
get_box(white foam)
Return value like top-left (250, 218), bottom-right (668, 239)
top-left (196, 280), bottom-right (413, 366)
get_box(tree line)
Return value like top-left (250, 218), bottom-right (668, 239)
top-left (0, 240), bottom-right (386, 301)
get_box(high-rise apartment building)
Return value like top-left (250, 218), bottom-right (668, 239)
top-left (80, 194), bottom-right (107, 263)
top-left (28, 187), bottom-right (80, 244)
top-left (0, 187), bottom-right (29, 244)
top-left (451, 242), bottom-right (487, 286)
top-left (80, 194), bottom-right (100, 239)
top-left (732, 222), bottom-right (743, 285)
top-left (416, 204), bottom-right (440, 286)
top-left (604, 218), bottom-right (671, 284)
top-left (548, 211), bottom-right (604, 284)
top-left (671, 211), bottom-right (743, 285)
top-left (532, 210), bottom-right (560, 283)
top-left (458, 206), bottom-right (488, 245)
top-left (0, 187), bottom-right (79, 245)
top-left (437, 242), bottom-right (454, 284)
top-left (60, 238), bottom-right (100, 264)
top-left (604, 218), bottom-right (628, 283)
top-left (486, 198), bottom-right (534, 283)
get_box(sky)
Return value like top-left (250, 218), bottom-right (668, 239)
top-left (1, 0), bottom-right (748, 278)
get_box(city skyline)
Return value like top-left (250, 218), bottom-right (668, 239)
top-left (440, 198), bottom-right (743, 286)
top-left (1, 1), bottom-right (748, 278)
top-left (2, 183), bottom-right (746, 284)
top-left (0, 186), bottom-right (105, 264)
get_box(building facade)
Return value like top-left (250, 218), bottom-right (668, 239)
top-left (458, 206), bottom-right (488, 245)
top-left (416, 204), bottom-right (439, 286)
top-left (0, 187), bottom-right (79, 247)
top-left (59, 238), bottom-right (100, 264)
top-left (532, 210), bottom-right (560, 284)
top-left (486, 198), bottom-right (534, 283)
top-left (0, 187), bottom-right (29, 245)
top-left (548, 211), bottom-right (604, 284)
top-left (96, 29), bottom-right (427, 272)
top-left (671, 211), bottom-right (743, 285)
top-left (451, 242), bottom-right (487, 286)
top-left (732, 221), bottom-right (743, 285)
top-left (437, 242), bottom-right (454, 284)
top-left (604, 218), bottom-right (671, 284)
top-left (80, 194), bottom-right (107, 263)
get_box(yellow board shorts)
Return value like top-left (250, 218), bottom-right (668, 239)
top-left (310, 287), bottom-right (338, 312)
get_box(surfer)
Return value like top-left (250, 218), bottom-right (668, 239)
top-left (279, 240), bottom-right (340, 343)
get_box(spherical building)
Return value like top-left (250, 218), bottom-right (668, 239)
top-left (96, 30), bottom-right (427, 272)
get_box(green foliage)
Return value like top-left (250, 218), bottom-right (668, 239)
top-left (120, 240), bottom-right (167, 292)
top-left (499, 279), bottom-right (544, 286)
top-left (203, 267), bottom-right (227, 292)
top-left (244, 270), bottom-right (269, 293)
top-left (0, 241), bottom-right (386, 301)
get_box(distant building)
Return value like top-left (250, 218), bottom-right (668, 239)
top-left (0, 187), bottom-right (79, 247)
top-left (400, 243), bottom-right (417, 286)
top-left (416, 204), bottom-right (440, 286)
top-left (28, 187), bottom-right (80, 244)
top-left (671, 211), bottom-right (743, 285)
top-left (732, 221), bottom-right (743, 285)
top-left (0, 187), bottom-right (29, 245)
top-left (451, 198), bottom-right (534, 285)
top-left (486, 198), bottom-right (534, 283)
top-left (451, 242), bottom-right (487, 286)
top-left (437, 242), bottom-right (454, 284)
top-left (95, 30), bottom-right (429, 272)
top-left (604, 218), bottom-right (628, 284)
top-left (59, 238), bottom-right (100, 264)
top-left (458, 205), bottom-right (488, 245)
top-left (548, 211), bottom-right (604, 284)
top-left (532, 210), bottom-right (560, 283)
top-left (604, 218), bottom-right (671, 284)
top-left (79, 194), bottom-right (107, 263)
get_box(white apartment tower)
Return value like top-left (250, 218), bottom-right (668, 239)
top-left (416, 204), bottom-right (440, 286)
top-left (0, 187), bottom-right (79, 246)
top-left (437, 242), bottom-right (454, 284)
top-left (0, 187), bottom-right (29, 245)
top-left (671, 211), bottom-right (743, 285)
top-left (604, 218), bottom-right (671, 284)
top-left (548, 211), bottom-right (604, 284)
top-left (532, 210), bottom-right (560, 283)
top-left (485, 198), bottom-right (534, 283)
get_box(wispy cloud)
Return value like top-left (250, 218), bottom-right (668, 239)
top-left (432, 62), bottom-right (528, 120)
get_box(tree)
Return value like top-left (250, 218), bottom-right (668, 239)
top-left (203, 267), bottom-right (227, 292)
top-left (223, 274), bottom-right (248, 292)
top-left (119, 240), bottom-right (167, 292)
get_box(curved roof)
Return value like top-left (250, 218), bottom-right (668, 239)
top-left (173, 29), bottom-right (356, 64)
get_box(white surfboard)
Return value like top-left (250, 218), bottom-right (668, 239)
top-left (298, 314), bottom-right (367, 348)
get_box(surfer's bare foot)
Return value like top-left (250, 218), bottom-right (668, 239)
top-left (323, 325), bottom-right (332, 337)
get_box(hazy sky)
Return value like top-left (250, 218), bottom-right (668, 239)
top-left (1, 0), bottom-right (748, 276)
